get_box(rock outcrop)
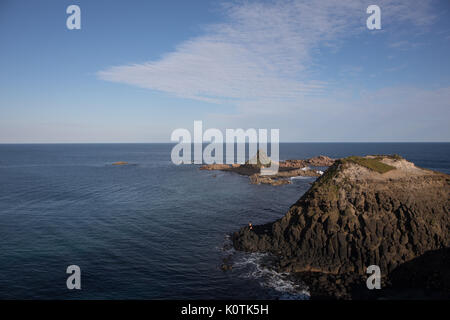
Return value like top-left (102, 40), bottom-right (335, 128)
top-left (246, 149), bottom-right (272, 168)
top-left (280, 155), bottom-right (335, 168)
top-left (232, 155), bottom-right (450, 298)
top-left (112, 161), bottom-right (129, 165)
top-left (200, 151), bottom-right (329, 185)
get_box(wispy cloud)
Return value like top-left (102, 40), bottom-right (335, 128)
top-left (97, 0), bottom-right (436, 113)
top-left (388, 40), bottom-right (424, 49)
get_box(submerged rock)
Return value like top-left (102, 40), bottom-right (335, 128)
top-left (232, 155), bottom-right (450, 298)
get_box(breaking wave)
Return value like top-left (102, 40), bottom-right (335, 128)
top-left (222, 235), bottom-right (310, 301)
top-left (233, 252), bottom-right (310, 300)
top-left (290, 176), bottom-right (315, 180)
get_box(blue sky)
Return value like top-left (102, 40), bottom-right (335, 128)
top-left (1, 0), bottom-right (449, 142)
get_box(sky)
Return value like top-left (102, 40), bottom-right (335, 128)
top-left (0, 0), bottom-right (450, 143)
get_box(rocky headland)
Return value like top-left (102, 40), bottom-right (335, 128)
top-left (232, 155), bottom-right (450, 299)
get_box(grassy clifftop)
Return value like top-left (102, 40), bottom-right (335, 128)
top-left (341, 156), bottom-right (396, 173)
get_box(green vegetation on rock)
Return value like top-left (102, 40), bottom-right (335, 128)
top-left (342, 156), bottom-right (395, 174)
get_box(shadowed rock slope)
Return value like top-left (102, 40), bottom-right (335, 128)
top-left (232, 155), bottom-right (449, 296)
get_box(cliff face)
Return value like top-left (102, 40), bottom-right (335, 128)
top-left (233, 156), bottom-right (450, 280)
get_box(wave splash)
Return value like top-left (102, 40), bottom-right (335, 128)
top-left (233, 252), bottom-right (310, 300)
top-left (213, 233), bottom-right (311, 301)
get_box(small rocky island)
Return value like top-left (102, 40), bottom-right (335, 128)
top-left (232, 155), bottom-right (450, 299)
top-left (112, 161), bottom-right (129, 166)
top-left (200, 150), bottom-right (334, 185)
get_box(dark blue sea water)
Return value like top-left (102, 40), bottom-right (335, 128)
top-left (0, 143), bottom-right (449, 299)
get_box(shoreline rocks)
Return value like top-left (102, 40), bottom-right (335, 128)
top-left (200, 151), bottom-right (334, 186)
top-left (280, 155), bottom-right (335, 168)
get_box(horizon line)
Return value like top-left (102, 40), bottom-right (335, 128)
top-left (0, 141), bottom-right (449, 144)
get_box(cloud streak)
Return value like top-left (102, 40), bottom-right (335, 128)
top-left (97, 0), bottom-right (437, 112)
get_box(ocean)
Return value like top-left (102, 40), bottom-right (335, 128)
top-left (0, 143), bottom-right (449, 299)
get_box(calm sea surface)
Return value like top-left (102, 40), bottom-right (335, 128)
top-left (0, 143), bottom-right (449, 299)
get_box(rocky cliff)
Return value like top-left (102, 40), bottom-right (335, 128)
top-left (232, 155), bottom-right (450, 298)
